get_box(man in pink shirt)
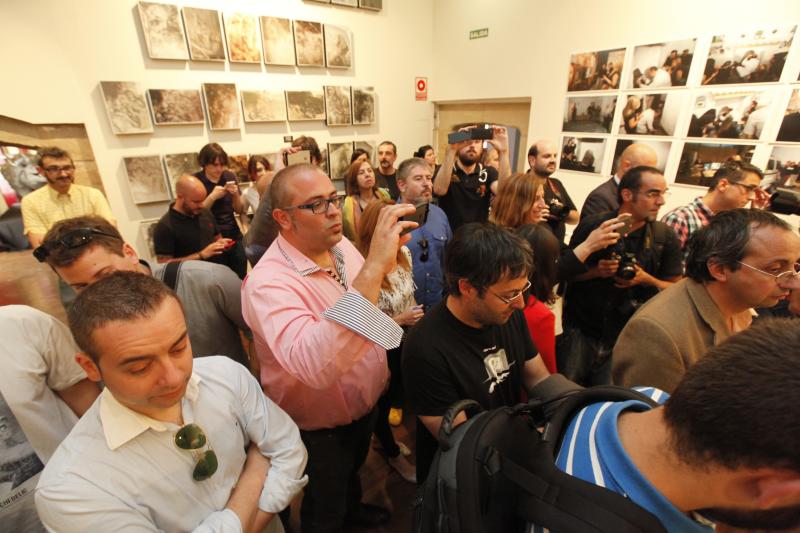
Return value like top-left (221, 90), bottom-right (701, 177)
top-left (242, 163), bottom-right (415, 532)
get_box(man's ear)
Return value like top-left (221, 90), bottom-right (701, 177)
top-left (620, 188), bottom-right (634, 203)
top-left (528, 155), bottom-right (535, 169)
top-left (271, 208), bottom-right (292, 231)
top-left (457, 278), bottom-right (478, 299)
top-left (76, 352), bottom-right (102, 383)
top-left (122, 243), bottom-right (139, 265)
top-left (742, 469), bottom-right (800, 509)
top-left (707, 259), bottom-right (729, 282)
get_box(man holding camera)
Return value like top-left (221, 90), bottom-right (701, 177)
top-left (561, 166), bottom-right (683, 386)
top-left (527, 140), bottom-right (578, 243)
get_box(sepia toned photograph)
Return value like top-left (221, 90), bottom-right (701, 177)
top-left (228, 154), bottom-right (249, 181)
top-left (762, 145), bottom-right (800, 193)
top-left (294, 21), bottom-right (324, 67)
top-left (628, 39), bottom-right (696, 89)
top-left (137, 2), bottom-right (189, 60)
top-left (324, 25), bottom-right (352, 68)
top-left (354, 141), bottom-right (377, 166)
top-left (332, 0), bottom-right (358, 6)
top-left (359, 0), bottom-right (383, 10)
top-left (260, 16), bottom-right (295, 66)
top-left (687, 90), bottom-right (772, 140)
top-left (619, 93), bottom-right (685, 136)
top-left (182, 7), bottom-right (226, 61)
top-left (241, 90), bottom-right (287, 122)
top-left (99, 81), bottom-right (153, 135)
top-left (567, 48), bottom-right (625, 91)
top-left (563, 95), bottom-right (616, 133)
top-left (325, 86), bottom-right (352, 126)
top-left (352, 87), bottom-right (376, 125)
top-left (147, 89), bottom-right (204, 125)
top-left (611, 139), bottom-right (670, 175)
top-left (703, 26), bottom-right (796, 85)
top-left (285, 90), bottom-right (326, 121)
top-left (163, 152), bottom-right (199, 196)
top-left (138, 218), bottom-right (160, 262)
top-left (328, 142), bottom-right (355, 180)
top-left (202, 83), bottom-right (242, 130)
top-left (224, 12), bottom-right (261, 63)
top-left (676, 142), bottom-right (755, 187)
top-left (777, 88), bottom-right (800, 142)
top-left (123, 155), bottom-right (170, 204)
top-left (559, 136), bottom-right (606, 175)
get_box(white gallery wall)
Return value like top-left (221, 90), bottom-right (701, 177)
top-left (0, 0), bottom-right (434, 246)
top-left (431, 0), bottom-right (800, 224)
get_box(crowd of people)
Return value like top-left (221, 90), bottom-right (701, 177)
top-left (4, 126), bottom-right (800, 533)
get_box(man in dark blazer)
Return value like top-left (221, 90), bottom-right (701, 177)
top-left (581, 143), bottom-right (657, 219)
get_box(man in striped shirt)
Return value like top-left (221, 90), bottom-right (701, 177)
top-left (530, 319), bottom-right (800, 532)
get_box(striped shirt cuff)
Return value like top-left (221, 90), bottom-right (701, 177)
top-left (323, 289), bottom-right (404, 350)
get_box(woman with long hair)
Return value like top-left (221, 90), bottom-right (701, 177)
top-left (342, 160), bottom-right (390, 241)
top-left (622, 95), bottom-right (642, 134)
top-left (489, 173), bottom-right (549, 228)
top-left (356, 198), bottom-right (420, 483)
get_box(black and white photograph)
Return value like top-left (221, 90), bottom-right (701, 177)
top-left (224, 12), bottom-right (261, 63)
top-left (562, 95), bottom-right (616, 133)
top-left (567, 48), bottom-right (625, 91)
top-left (138, 218), bottom-right (160, 261)
top-left (352, 87), bottom-right (376, 125)
top-left (241, 90), bottom-right (287, 122)
top-left (702, 26), bottom-right (796, 85)
top-left (676, 142), bottom-right (755, 187)
top-left (359, 0), bottom-right (383, 10)
top-left (324, 25), bottom-right (352, 68)
top-left (99, 81), bottom-right (153, 135)
top-left (332, 0), bottom-right (358, 6)
top-left (202, 83), bottom-right (241, 130)
top-left (618, 93), bottom-right (685, 136)
top-left (182, 7), bottom-right (226, 61)
top-left (628, 39), bottom-right (696, 89)
top-left (354, 141), bottom-right (377, 165)
top-left (328, 142), bottom-right (354, 181)
top-left (611, 139), bottom-right (670, 175)
top-left (137, 1), bottom-right (189, 60)
top-left (260, 16), bottom-right (295, 66)
top-left (762, 145), bottom-right (800, 193)
top-left (123, 155), bottom-right (171, 204)
top-left (777, 88), bottom-right (800, 142)
top-left (559, 136), bottom-right (606, 175)
top-left (228, 154), bottom-right (249, 181)
top-left (325, 86), bottom-right (352, 126)
top-left (687, 90), bottom-right (772, 140)
top-left (147, 89), bottom-right (204, 125)
top-left (163, 152), bottom-right (199, 195)
top-left (285, 90), bottom-right (326, 121)
top-left (293, 21), bottom-right (325, 67)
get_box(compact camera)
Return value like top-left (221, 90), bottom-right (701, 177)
top-left (547, 199), bottom-right (568, 220)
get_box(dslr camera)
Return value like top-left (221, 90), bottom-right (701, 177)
top-left (547, 199), bottom-right (568, 220)
top-left (607, 242), bottom-right (638, 281)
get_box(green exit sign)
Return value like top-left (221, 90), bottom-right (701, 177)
top-left (469, 28), bottom-right (489, 40)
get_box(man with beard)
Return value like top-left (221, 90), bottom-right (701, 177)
top-left (403, 224), bottom-right (579, 483)
top-left (562, 166), bottom-right (682, 386)
top-left (375, 141), bottom-right (400, 198)
top-left (527, 140), bottom-right (578, 243)
top-left (433, 124), bottom-right (511, 232)
top-left (529, 319), bottom-right (800, 533)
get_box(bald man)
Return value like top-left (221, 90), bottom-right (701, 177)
top-left (581, 143), bottom-right (657, 219)
top-left (527, 140), bottom-right (578, 243)
top-left (153, 175), bottom-right (234, 269)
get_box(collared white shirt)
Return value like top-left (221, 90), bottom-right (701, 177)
top-left (36, 357), bottom-right (308, 533)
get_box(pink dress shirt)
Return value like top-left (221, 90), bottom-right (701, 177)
top-left (242, 234), bottom-right (403, 430)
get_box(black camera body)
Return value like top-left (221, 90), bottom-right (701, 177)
top-left (770, 188), bottom-right (800, 215)
top-left (547, 199), bottom-right (568, 220)
top-left (611, 251), bottom-right (639, 280)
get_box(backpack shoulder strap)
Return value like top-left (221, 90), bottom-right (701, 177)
top-left (162, 261), bottom-right (182, 291)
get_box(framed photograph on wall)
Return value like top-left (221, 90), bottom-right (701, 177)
top-left (137, 2), bottom-right (189, 60)
top-left (676, 142), bottom-right (755, 187)
top-left (324, 25), bottom-right (352, 68)
top-left (611, 139), bottom-right (670, 175)
top-left (228, 154), bottom-right (249, 182)
top-left (332, 0), bottom-right (358, 6)
top-left (325, 86), bottom-right (352, 126)
top-left (763, 145), bottom-right (800, 193)
top-left (567, 48), bottom-right (625, 91)
top-left (627, 39), bottom-right (696, 89)
top-left (293, 21), bottom-right (324, 67)
top-left (777, 88), bottom-right (800, 142)
top-left (123, 155), bottom-right (171, 204)
top-left (182, 7), bottom-right (226, 61)
top-left (202, 83), bottom-right (242, 130)
top-left (163, 152), bottom-right (199, 197)
top-left (359, 0), bottom-right (383, 10)
top-left (224, 12), bottom-right (261, 63)
top-left (618, 93), bottom-right (685, 136)
top-left (138, 218), bottom-right (161, 263)
top-left (328, 142), bottom-right (354, 181)
top-left (354, 141), bottom-right (377, 166)
top-left (352, 87), bottom-right (376, 125)
top-left (147, 89), bottom-right (204, 125)
top-left (562, 95), bottom-right (616, 134)
top-left (260, 16), bottom-right (295, 66)
top-left (285, 90), bottom-right (326, 121)
top-left (559, 136), bottom-right (606, 175)
top-left (99, 81), bottom-right (153, 135)
top-left (241, 90), bottom-right (287, 122)
top-left (687, 89), bottom-right (772, 140)
top-left (702, 26), bottom-right (796, 85)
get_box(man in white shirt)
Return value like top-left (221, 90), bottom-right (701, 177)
top-left (644, 66), bottom-right (672, 88)
top-left (35, 271), bottom-right (308, 533)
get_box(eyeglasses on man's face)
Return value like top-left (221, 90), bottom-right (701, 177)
top-left (174, 423), bottom-right (218, 481)
top-left (489, 279), bottom-right (532, 305)
top-left (42, 164), bottom-right (75, 174)
top-left (33, 228), bottom-right (121, 262)
top-left (737, 261), bottom-right (800, 288)
top-left (281, 194), bottom-right (345, 215)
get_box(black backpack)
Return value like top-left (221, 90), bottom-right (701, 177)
top-left (412, 386), bottom-right (667, 533)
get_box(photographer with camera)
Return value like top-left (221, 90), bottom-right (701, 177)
top-left (527, 140), bottom-right (578, 244)
top-left (561, 166), bottom-right (683, 386)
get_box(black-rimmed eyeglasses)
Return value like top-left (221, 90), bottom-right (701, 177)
top-left (33, 228), bottom-right (121, 263)
top-left (281, 194), bottom-right (345, 215)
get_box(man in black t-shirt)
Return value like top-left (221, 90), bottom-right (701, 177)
top-left (433, 124), bottom-right (511, 232)
top-left (403, 224), bottom-right (578, 483)
top-left (527, 140), bottom-right (578, 244)
top-left (562, 166), bottom-right (683, 386)
top-left (375, 141), bottom-right (400, 198)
